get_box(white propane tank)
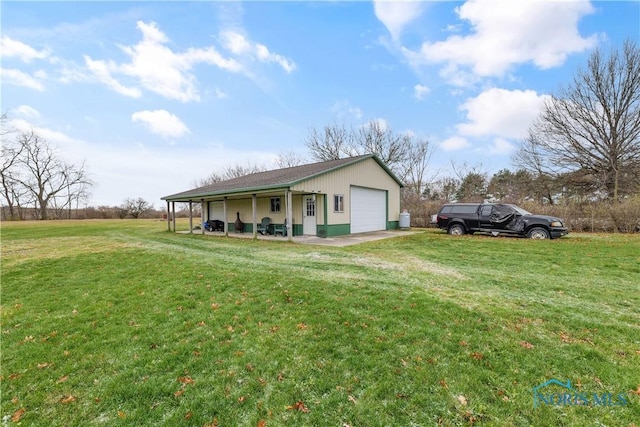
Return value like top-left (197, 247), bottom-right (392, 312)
top-left (399, 210), bottom-right (410, 229)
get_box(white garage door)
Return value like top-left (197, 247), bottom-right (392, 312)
top-left (350, 186), bottom-right (386, 233)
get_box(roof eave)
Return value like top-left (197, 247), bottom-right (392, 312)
top-left (161, 183), bottom-right (293, 202)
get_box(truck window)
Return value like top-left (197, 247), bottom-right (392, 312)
top-left (450, 205), bottom-right (478, 214)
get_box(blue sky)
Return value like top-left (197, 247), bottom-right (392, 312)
top-left (2, 1), bottom-right (638, 207)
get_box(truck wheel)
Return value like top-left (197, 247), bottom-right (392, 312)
top-left (527, 227), bottom-right (550, 239)
top-left (448, 224), bottom-right (465, 236)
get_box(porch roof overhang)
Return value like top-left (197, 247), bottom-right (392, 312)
top-left (161, 184), bottom-right (295, 203)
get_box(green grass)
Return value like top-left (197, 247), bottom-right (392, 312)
top-left (1, 219), bottom-right (639, 426)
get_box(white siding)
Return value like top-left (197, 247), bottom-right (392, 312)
top-left (290, 157), bottom-right (401, 227)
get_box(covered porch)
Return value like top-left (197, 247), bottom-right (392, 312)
top-left (165, 188), bottom-right (326, 241)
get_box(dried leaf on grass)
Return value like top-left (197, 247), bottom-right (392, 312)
top-left (559, 331), bottom-right (572, 343)
top-left (519, 341), bottom-right (534, 349)
top-left (286, 401), bottom-right (310, 413)
top-left (178, 376), bottom-right (195, 385)
top-left (11, 408), bottom-right (26, 422)
top-left (457, 394), bottom-right (468, 406)
top-left (60, 395), bottom-right (77, 404)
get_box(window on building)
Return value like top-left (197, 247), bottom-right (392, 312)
top-left (334, 194), bottom-right (344, 212)
top-left (270, 197), bottom-right (281, 213)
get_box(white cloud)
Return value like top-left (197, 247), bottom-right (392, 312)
top-left (84, 56), bottom-right (141, 98)
top-left (488, 137), bottom-right (515, 155)
top-left (221, 30), bottom-right (251, 55)
top-left (12, 105), bottom-right (41, 118)
top-left (131, 110), bottom-right (190, 139)
top-left (373, 1), bottom-right (425, 41)
top-left (456, 88), bottom-right (549, 139)
top-left (83, 21), bottom-right (294, 102)
top-left (9, 118), bottom-right (86, 154)
top-left (0, 68), bottom-right (45, 91)
top-left (220, 30), bottom-right (296, 73)
top-left (255, 43), bottom-right (296, 73)
top-left (413, 84), bottom-right (430, 100)
top-left (214, 87), bottom-right (228, 99)
top-left (440, 136), bottom-right (471, 151)
top-left (404, 0), bottom-right (599, 85)
top-left (0, 36), bottom-right (50, 62)
top-left (330, 100), bottom-right (363, 120)
top-left (85, 21), bottom-right (242, 102)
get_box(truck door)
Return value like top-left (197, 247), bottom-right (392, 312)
top-left (479, 205), bottom-right (493, 229)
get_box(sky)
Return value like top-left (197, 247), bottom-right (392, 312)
top-left (2, 1), bottom-right (639, 207)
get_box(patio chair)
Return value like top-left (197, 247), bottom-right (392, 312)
top-left (257, 217), bottom-right (272, 235)
top-left (273, 218), bottom-right (288, 237)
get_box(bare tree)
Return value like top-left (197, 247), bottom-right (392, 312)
top-left (304, 122), bottom-right (353, 161)
top-left (122, 197), bottom-right (152, 219)
top-left (274, 150), bottom-right (306, 169)
top-left (1, 127), bottom-right (93, 220)
top-left (401, 138), bottom-right (435, 197)
top-left (1, 114), bottom-right (26, 219)
top-left (515, 39), bottom-right (640, 200)
top-left (305, 121), bottom-right (433, 191)
top-left (194, 162), bottom-right (268, 187)
top-left (306, 121), bottom-right (413, 169)
top-left (352, 121), bottom-right (411, 172)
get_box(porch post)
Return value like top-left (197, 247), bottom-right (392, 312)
top-left (189, 201), bottom-right (193, 234)
top-left (286, 189), bottom-right (293, 242)
top-left (172, 201), bottom-right (176, 232)
top-left (166, 201), bottom-right (170, 231)
top-left (223, 197), bottom-right (228, 237)
top-left (251, 194), bottom-right (257, 239)
top-left (201, 199), bottom-right (205, 235)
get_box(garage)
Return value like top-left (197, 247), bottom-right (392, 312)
top-left (350, 186), bottom-right (386, 233)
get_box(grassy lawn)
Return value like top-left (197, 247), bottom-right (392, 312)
top-left (1, 219), bottom-right (639, 426)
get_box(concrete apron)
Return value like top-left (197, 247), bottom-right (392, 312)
top-left (182, 229), bottom-right (419, 247)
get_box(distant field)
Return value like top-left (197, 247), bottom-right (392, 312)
top-left (1, 219), bottom-right (639, 426)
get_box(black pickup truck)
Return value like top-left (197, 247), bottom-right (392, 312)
top-left (436, 203), bottom-right (569, 239)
